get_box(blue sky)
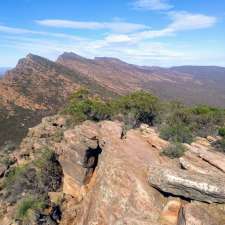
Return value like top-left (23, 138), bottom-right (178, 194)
top-left (0, 0), bottom-right (225, 67)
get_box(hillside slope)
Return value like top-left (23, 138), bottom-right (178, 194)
top-left (57, 52), bottom-right (225, 107)
top-left (0, 54), bottom-right (115, 146)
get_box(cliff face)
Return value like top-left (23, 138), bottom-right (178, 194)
top-left (1, 115), bottom-right (225, 225)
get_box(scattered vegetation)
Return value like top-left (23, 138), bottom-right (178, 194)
top-left (64, 88), bottom-right (112, 122)
top-left (64, 88), bottom-right (159, 130)
top-left (3, 164), bottom-right (30, 188)
top-left (15, 196), bottom-right (45, 222)
top-left (51, 130), bottom-right (64, 143)
top-left (219, 127), bottom-right (225, 137)
top-left (161, 143), bottom-right (187, 159)
top-left (159, 124), bottom-right (193, 144)
top-left (64, 88), bottom-right (225, 144)
top-left (2, 148), bottom-right (62, 204)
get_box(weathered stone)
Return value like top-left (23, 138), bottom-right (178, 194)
top-left (48, 192), bottom-right (64, 205)
top-left (207, 136), bottom-right (218, 143)
top-left (58, 121), bottom-right (167, 225)
top-left (180, 151), bottom-right (224, 175)
top-left (148, 165), bottom-right (225, 203)
top-left (140, 124), bottom-right (169, 150)
top-left (160, 199), bottom-right (182, 225)
top-left (7, 114), bottom-right (225, 225)
top-left (187, 143), bottom-right (225, 173)
top-left (178, 203), bottom-right (225, 225)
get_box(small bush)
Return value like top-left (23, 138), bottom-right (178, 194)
top-left (16, 197), bottom-right (45, 221)
top-left (161, 143), bottom-right (187, 159)
top-left (159, 124), bottom-right (193, 144)
top-left (64, 88), bottom-right (112, 123)
top-left (33, 148), bottom-right (55, 169)
top-left (219, 127), bottom-right (225, 137)
top-left (51, 130), bottom-right (64, 143)
top-left (111, 91), bottom-right (159, 128)
top-left (3, 164), bottom-right (29, 188)
top-left (213, 138), bottom-right (225, 153)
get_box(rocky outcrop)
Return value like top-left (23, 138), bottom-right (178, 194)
top-left (57, 121), bottom-right (168, 225)
top-left (140, 124), bottom-right (169, 150)
top-left (1, 117), bottom-right (225, 225)
top-left (185, 143), bottom-right (225, 173)
top-left (11, 118), bottom-right (169, 225)
top-left (179, 151), bottom-right (224, 175)
top-left (148, 165), bottom-right (225, 203)
top-left (178, 203), bottom-right (225, 225)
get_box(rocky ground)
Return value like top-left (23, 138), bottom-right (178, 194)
top-left (1, 115), bottom-right (225, 225)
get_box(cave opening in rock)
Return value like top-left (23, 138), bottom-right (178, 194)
top-left (82, 143), bottom-right (102, 185)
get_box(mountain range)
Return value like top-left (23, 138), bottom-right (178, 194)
top-left (57, 52), bottom-right (225, 107)
top-left (0, 52), bottom-right (225, 146)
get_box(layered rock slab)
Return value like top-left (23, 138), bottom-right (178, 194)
top-left (148, 165), bottom-right (225, 203)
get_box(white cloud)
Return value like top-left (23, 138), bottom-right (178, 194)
top-left (36, 19), bottom-right (149, 33)
top-left (168, 11), bottom-right (217, 31)
top-left (0, 9), bottom-right (219, 67)
top-left (0, 25), bottom-right (33, 34)
top-left (133, 0), bottom-right (173, 11)
top-left (0, 24), bottom-right (84, 41)
top-left (105, 34), bottom-right (132, 43)
top-left (130, 12), bottom-right (217, 40)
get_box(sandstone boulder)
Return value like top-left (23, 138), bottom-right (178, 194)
top-left (140, 124), bottom-right (169, 150)
top-left (178, 203), bottom-right (225, 225)
top-left (160, 199), bottom-right (182, 225)
top-left (148, 165), bottom-right (225, 203)
top-left (179, 151), bottom-right (224, 176)
top-left (185, 143), bottom-right (225, 173)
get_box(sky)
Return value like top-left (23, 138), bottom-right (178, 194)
top-left (0, 0), bottom-right (225, 67)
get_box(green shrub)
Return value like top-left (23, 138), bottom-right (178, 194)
top-left (64, 89), bottom-right (225, 138)
top-left (190, 105), bottom-right (225, 137)
top-left (159, 124), bottom-right (193, 144)
top-left (219, 127), bottom-right (225, 137)
top-left (3, 164), bottom-right (29, 188)
top-left (213, 138), bottom-right (225, 153)
top-left (2, 148), bottom-right (62, 204)
top-left (16, 197), bottom-right (45, 221)
top-left (64, 88), bottom-right (112, 123)
top-left (64, 89), bottom-right (159, 129)
top-left (161, 143), bottom-right (187, 159)
top-left (111, 91), bottom-right (159, 128)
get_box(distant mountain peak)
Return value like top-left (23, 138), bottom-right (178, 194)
top-left (58, 52), bottom-right (88, 61)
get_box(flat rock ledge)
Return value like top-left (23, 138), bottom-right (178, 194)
top-left (148, 165), bottom-right (225, 203)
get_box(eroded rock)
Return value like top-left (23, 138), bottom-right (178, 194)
top-left (178, 203), bottom-right (225, 225)
top-left (185, 143), bottom-right (225, 173)
top-left (179, 151), bottom-right (224, 176)
top-left (160, 199), bottom-right (182, 225)
top-left (148, 165), bottom-right (225, 203)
